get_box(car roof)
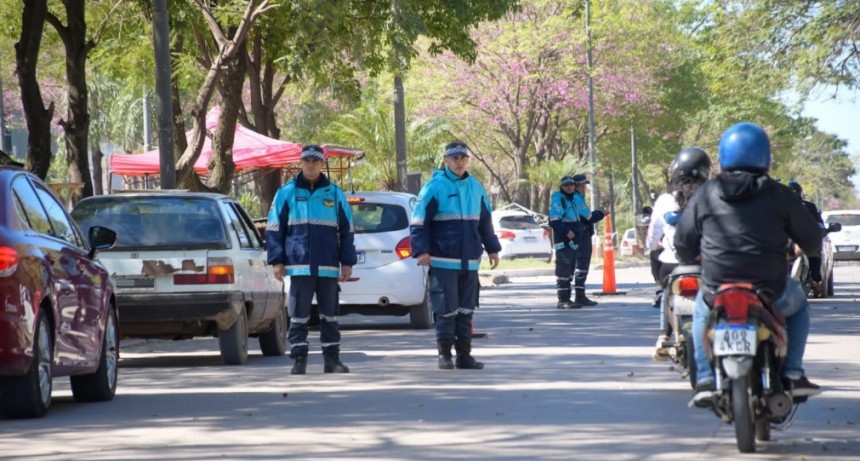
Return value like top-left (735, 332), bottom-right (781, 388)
top-left (78, 191), bottom-right (230, 203)
top-left (822, 209), bottom-right (860, 216)
top-left (346, 191), bottom-right (416, 205)
top-left (492, 209), bottom-right (534, 217)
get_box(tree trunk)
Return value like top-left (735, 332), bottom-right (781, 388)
top-left (91, 139), bottom-right (104, 195)
top-left (207, 43), bottom-right (246, 194)
top-left (246, 45), bottom-right (284, 217)
top-left (50, 1), bottom-right (94, 203)
top-left (15, 0), bottom-right (54, 180)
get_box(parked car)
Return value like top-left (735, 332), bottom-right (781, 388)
top-left (332, 191), bottom-right (430, 329)
top-left (823, 210), bottom-right (860, 261)
top-left (71, 192), bottom-right (286, 365)
top-left (491, 210), bottom-right (552, 260)
top-left (619, 228), bottom-right (636, 256)
top-left (0, 166), bottom-right (119, 418)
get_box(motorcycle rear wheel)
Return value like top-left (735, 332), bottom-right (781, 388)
top-left (684, 327), bottom-right (697, 390)
top-left (733, 374), bottom-right (756, 453)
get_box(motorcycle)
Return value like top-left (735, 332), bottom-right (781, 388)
top-left (694, 283), bottom-right (802, 453)
top-left (788, 222), bottom-right (841, 297)
top-left (659, 264), bottom-right (701, 389)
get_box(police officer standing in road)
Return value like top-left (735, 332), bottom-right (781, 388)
top-left (266, 145), bottom-right (357, 375)
top-left (570, 174), bottom-right (605, 307)
top-left (549, 176), bottom-right (583, 309)
top-left (411, 141), bottom-right (502, 370)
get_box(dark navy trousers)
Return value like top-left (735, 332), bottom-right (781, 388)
top-left (286, 275), bottom-right (341, 358)
top-left (573, 236), bottom-right (593, 290)
top-left (429, 268), bottom-right (478, 343)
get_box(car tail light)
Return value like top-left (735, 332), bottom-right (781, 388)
top-left (621, 240), bottom-right (629, 246)
top-left (0, 246), bottom-right (19, 276)
top-left (714, 288), bottom-right (760, 323)
top-left (542, 229), bottom-right (548, 239)
top-left (173, 257), bottom-right (235, 284)
top-left (497, 230), bottom-right (516, 240)
top-left (395, 237), bottom-right (412, 259)
top-left (673, 276), bottom-right (699, 297)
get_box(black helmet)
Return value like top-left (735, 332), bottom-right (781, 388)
top-left (787, 180), bottom-right (803, 196)
top-left (670, 147), bottom-right (712, 185)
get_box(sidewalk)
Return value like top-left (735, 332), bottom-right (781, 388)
top-left (478, 258), bottom-right (650, 286)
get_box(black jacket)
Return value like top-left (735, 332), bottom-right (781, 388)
top-left (674, 171), bottom-right (821, 295)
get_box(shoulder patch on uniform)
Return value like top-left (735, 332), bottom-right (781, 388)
top-left (323, 199), bottom-right (334, 207)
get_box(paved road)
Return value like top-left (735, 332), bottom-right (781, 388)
top-left (1, 264), bottom-right (858, 460)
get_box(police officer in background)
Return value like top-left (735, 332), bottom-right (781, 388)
top-left (266, 145), bottom-right (357, 375)
top-left (570, 174), bottom-right (605, 306)
top-left (411, 141), bottom-right (501, 370)
top-left (787, 180), bottom-right (826, 294)
top-left (549, 176), bottom-right (583, 309)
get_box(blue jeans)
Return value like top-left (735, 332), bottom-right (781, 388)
top-left (693, 277), bottom-right (810, 385)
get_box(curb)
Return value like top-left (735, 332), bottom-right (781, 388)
top-left (478, 260), bottom-right (650, 287)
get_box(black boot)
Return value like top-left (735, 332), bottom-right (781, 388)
top-left (437, 341), bottom-right (454, 370)
top-left (454, 339), bottom-right (484, 369)
top-left (323, 353), bottom-right (349, 373)
top-left (291, 355), bottom-right (307, 375)
top-left (556, 300), bottom-right (582, 310)
top-left (575, 289), bottom-right (598, 307)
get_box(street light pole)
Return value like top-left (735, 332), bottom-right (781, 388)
top-left (585, 0), bottom-right (599, 211)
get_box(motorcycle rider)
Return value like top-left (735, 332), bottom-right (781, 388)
top-left (787, 180), bottom-right (826, 294)
top-left (674, 122), bottom-right (824, 399)
top-left (646, 147), bottom-right (711, 360)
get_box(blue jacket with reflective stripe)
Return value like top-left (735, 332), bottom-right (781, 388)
top-left (410, 167), bottom-right (501, 271)
top-left (266, 173), bottom-right (357, 278)
top-left (549, 190), bottom-right (582, 250)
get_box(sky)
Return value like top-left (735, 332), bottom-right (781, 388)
top-left (800, 89), bottom-right (860, 192)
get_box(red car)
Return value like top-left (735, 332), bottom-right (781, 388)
top-left (0, 166), bottom-right (118, 418)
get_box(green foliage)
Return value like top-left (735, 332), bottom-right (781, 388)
top-left (237, 190), bottom-right (262, 219)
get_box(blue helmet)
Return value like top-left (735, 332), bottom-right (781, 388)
top-left (718, 122), bottom-right (771, 172)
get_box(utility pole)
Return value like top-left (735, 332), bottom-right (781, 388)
top-left (585, 0), bottom-right (600, 211)
top-left (630, 121), bottom-right (640, 217)
top-left (153, 0), bottom-right (175, 189)
top-left (0, 75), bottom-right (8, 152)
top-left (394, 75), bottom-right (407, 192)
top-left (143, 87), bottom-right (151, 151)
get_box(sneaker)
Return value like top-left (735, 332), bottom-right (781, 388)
top-left (651, 335), bottom-right (670, 362)
top-left (652, 290), bottom-right (663, 309)
top-left (695, 378), bottom-right (716, 392)
top-left (689, 378), bottom-right (718, 408)
top-left (786, 375), bottom-right (822, 397)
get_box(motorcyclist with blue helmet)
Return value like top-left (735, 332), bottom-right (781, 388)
top-left (674, 122), bottom-right (824, 400)
top-left (787, 180), bottom-right (826, 295)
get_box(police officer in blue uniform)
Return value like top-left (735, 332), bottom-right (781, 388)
top-left (266, 145), bottom-right (357, 375)
top-left (570, 174), bottom-right (605, 306)
top-left (549, 176), bottom-right (583, 309)
top-left (411, 141), bottom-right (502, 370)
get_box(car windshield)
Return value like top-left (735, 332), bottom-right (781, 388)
top-left (350, 202), bottom-right (408, 234)
top-left (498, 215), bottom-right (541, 230)
top-left (826, 214), bottom-right (860, 226)
top-left (72, 197), bottom-right (227, 250)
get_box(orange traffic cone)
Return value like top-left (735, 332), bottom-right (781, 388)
top-left (598, 214), bottom-right (625, 295)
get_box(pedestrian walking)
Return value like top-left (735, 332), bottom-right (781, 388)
top-left (266, 144), bottom-right (357, 375)
top-left (410, 141), bottom-right (501, 370)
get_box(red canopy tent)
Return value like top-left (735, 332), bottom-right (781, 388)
top-left (109, 109), bottom-right (359, 177)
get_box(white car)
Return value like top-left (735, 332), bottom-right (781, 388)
top-left (619, 228), bottom-right (637, 256)
top-left (335, 191), bottom-right (431, 329)
top-left (823, 210), bottom-right (860, 261)
top-left (492, 209), bottom-right (552, 260)
top-left (72, 192), bottom-right (287, 365)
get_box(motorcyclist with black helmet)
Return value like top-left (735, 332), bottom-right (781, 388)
top-left (646, 147), bottom-right (712, 360)
top-left (787, 180), bottom-right (826, 294)
top-left (675, 122), bottom-right (823, 400)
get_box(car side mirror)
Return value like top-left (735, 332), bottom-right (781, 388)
top-left (87, 225), bottom-right (117, 259)
top-left (827, 222), bottom-right (842, 233)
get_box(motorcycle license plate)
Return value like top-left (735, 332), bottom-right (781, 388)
top-left (712, 324), bottom-right (757, 356)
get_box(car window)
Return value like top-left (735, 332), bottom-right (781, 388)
top-left (826, 214), bottom-right (860, 226)
top-left (230, 203), bottom-right (264, 248)
top-left (224, 204), bottom-right (254, 249)
top-left (72, 197), bottom-right (227, 249)
top-left (498, 215), bottom-right (541, 230)
top-left (350, 202), bottom-right (408, 234)
top-left (33, 183), bottom-right (81, 246)
top-left (625, 230), bottom-right (635, 239)
top-left (11, 177), bottom-right (53, 234)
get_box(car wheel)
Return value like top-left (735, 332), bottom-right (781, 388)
top-left (219, 308), bottom-right (248, 365)
top-left (826, 271), bottom-right (834, 297)
top-left (71, 306), bottom-right (119, 402)
top-left (0, 310), bottom-right (52, 418)
top-left (409, 288), bottom-right (432, 330)
top-left (259, 295), bottom-right (287, 356)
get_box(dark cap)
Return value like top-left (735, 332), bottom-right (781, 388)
top-left (444, 141), bottom-right (469, 157)
top-left (572, 174), bottom-right (589, 184)
top-left (560, 176), bottom-right (576, 186)
top-left (300, 144), bottom-right (325, 161)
